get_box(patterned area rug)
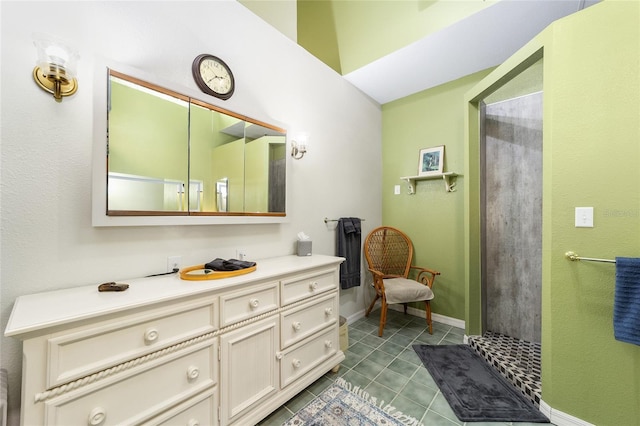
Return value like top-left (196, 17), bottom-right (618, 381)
top-left (283, 377), bottom-right (423, 426)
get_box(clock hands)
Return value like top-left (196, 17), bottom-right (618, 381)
top-left (204, 66), bottom-right (220, 82)
top-left (203, 64), bottom-right (229, 90)
top-left (205, 75), bottom-right (230, 93)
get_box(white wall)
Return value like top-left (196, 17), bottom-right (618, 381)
top-left (0, 0), bottom-right (382, 417)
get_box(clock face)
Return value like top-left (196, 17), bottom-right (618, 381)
top-left (192, 54), bottom-right (235, 100)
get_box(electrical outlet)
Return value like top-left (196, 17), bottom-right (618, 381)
top-left (236, 249), bottom-right (247, 261)
top-left (167, 256), bottom-right (181, 272)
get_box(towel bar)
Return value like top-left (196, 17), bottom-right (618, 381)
top-left (565, 251), bottom-right (616, 263)
top-left (324, 217), bottom-right (366, 223)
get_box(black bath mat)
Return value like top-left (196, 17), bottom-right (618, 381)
top-left (412, 344), bottom-right (549, 423)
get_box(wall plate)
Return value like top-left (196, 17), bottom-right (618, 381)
top-left (575, 207), bottom-right (593, 228)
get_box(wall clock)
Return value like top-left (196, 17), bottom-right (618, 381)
top-left (192, 54), bottom-right (235, 100)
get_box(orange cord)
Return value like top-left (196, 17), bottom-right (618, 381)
top-left (179, 264), bottom-right (257, 281)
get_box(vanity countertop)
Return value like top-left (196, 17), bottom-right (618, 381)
top-left (5, 254), bottom-right (344, 338)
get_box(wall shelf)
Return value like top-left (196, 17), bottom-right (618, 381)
top-left (400, 172), bottom-right (459, 194)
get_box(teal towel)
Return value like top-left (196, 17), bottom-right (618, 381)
top-left (614, 257), bottom-right (640, 346)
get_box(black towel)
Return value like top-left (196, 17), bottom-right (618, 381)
top-left (337, 217), bottom-right (361, 289)
top-left (205, 258), bottom-right (256, 271)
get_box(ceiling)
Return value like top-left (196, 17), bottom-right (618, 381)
top-left (343, 0), bottom-right (599, 104)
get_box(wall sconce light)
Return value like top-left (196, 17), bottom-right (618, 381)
top-left (291, 132), bottom-right (309, 159)
top-left (32, 34), bottom-right (79, 102)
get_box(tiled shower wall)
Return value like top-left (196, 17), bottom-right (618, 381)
top-left (482, 91), bottom-right (543, 343)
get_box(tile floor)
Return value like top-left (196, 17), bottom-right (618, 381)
top-left (259, 309), bottom-right (549, 426)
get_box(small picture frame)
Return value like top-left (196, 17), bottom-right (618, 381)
top-left (418, 145), bottom-right (445, 176)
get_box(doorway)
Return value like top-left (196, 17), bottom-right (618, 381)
top-left (470, 58), bottom-right (544, 406)
top-left (482, 90), bottom-right (543, 343)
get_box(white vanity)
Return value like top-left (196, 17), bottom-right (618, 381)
top-left (5, 255), bottom-right (345, 426)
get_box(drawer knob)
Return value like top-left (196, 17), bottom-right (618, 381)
top-left (292, 321), bottom-right (302, 331)
top-left (309, 281), bottom-right (318, 291)
top-left (324, 307), bottom-right (333, 316)
top-left (88, 407), bottom-right (106, 426)
top-left (325, 340), bottom-right (333, 349)
top-left (292, 358), bottom-right (301, 368)
top-left (187, 366), bottom-right (200, 381)
top-left (187, 419), bottom-right (200, 426)
top-left (144, 328), bottom-right (159, 344)
top-left (249, 298), bottom-right (260, 309)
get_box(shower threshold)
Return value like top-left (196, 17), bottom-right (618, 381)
top-left (468, 331), bottom-right (542, 407)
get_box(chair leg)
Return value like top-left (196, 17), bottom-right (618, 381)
top-left (378, 299), bottom-right (388, 337)
top-left (403, 303), bottom-right (408, 314)
top-left (425, 300), bottom-right (433, 334)
top-left (365, 294), bottom-right (380, 317)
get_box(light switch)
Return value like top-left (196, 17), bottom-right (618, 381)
top-left (575, 207), bottom-right (594, 228)
top-left (394, 185), bottom-right (401, 195)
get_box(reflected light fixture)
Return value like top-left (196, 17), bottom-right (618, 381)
top-left (291, 132), bottom-right (309, 159)
top-left (32, 34), bottom-right (79, 102)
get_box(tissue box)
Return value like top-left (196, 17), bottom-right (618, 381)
top-left (297, 241), bottom-right (312, 256)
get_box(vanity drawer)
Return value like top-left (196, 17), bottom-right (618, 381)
top-left (44, 338), bottom-right (217, 426)
top-left (220, 281), bottom-right (279, 327)
top-left (150, 388), bottom-right (217, 426)
top-left (280, 269), bottom-right (337, 306)
top-left (280, 327), bottom-right (338, 388)
top-left (47, 297), bottom-right (217, 388)
top-left (280, 292), bottom-right (337, 349)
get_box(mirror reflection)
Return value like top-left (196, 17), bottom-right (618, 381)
top-left (107, 70), bottom-right (286, 217)
top-left (216, 178), bottom-right (228, 212)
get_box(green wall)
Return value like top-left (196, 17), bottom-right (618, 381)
top-left (298, 0), bottom-right (495, 74)
top-left (245, 136), bottom-right (270, 212)
top-left (212, 138), bottom-right (245, 213)
top-left (109, 81), bottom-right (188, 182)
top-left (190, 104), bottom-right (217, 211)
top-left (382, 68), bottom-right (493, 320)
top-left (543, 2), bottom-right (639, 423)
top-left (190, 105), bottom-right (244, 211)
top-left (298, 0), bottom-right (342, 73)
top-left (464, 1), bottom-right (640, 424)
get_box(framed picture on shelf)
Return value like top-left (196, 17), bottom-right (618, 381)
top-left (418, 145), bottom-right (444, 176)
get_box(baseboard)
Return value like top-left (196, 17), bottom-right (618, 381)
top-left (540, 400), bottom-right (595, 426)
top-left (431, 312), bottom-right (465, 330)
top-left (387, 304), bottom-right (466, 330)
top-left (343, 310), bottom-right (366, 325)
top-left (347, 305), bottom-right (465, 330)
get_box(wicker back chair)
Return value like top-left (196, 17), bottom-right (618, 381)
top-left (363, 226), bottom-right (440, 336)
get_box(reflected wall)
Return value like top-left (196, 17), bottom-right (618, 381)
top-left (106, 70), bottom-right (286, 217)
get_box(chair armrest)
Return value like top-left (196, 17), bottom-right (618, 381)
top-left (367, 268), bottom-right (389, 294)
top-left (368, 269), bottom-right (404, 280)
top-left (410, 266), bottom-right (440, 288)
